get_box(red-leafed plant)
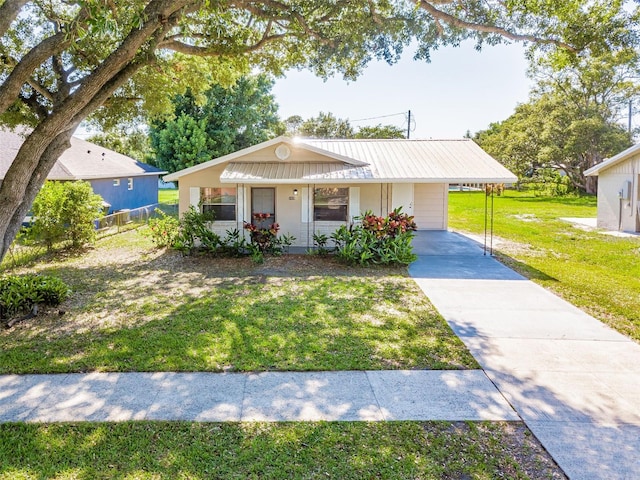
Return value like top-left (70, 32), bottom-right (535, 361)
top-left (361, 208), bottom-right (417, 238)
top-left (244, 213), bottom-right (280, 253)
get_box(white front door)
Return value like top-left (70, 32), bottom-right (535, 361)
top-left (251, 187), bottom-right (275, 228)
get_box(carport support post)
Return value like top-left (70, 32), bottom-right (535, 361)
top-left (483, 184), bottom-right (495, 256)
top-left (484, 184), bottom-right (488, 255)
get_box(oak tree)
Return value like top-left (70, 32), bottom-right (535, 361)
top-left (0, 0), bottom-right (637, 260)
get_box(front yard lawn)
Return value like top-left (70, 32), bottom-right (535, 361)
top-left (0, 421), bottom-right (565, 479)
top-left (449, 191), bottom-right (640, 342)
top-left (0, 231), bottom-right (477, 373)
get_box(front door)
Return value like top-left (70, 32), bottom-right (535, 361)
top-left (251, 188), bottom-right (275, 228)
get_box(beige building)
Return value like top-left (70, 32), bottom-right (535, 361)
top-left (585, 144), bottom-right (640, 233)
top-left (164, 137), bottom-right (517, 247)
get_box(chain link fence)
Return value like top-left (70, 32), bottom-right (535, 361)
top-left (95, 203), bottom-right (178, 238)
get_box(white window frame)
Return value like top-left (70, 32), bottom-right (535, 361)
top-left (113, 179), bottom-right (120, 187)
top-left (313, 187), bottom-right (349, 222)
top-left (127, 178), bottom-right (133, 190)
top-left (200, 187), bottom-right (237, 221)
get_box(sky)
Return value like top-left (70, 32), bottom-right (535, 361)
top-left (271, 41), bottom-right (533, 139)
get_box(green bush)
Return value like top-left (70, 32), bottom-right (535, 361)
top-left (331, 208), bottom-right (418, 266)
top-left (0, 274), bottom-right (70, 320)
top-left (29, 181), bottom-right (104, 250)
top-left (174, 206), bottom-right (220, 254)
top-left (146, 209), bottom-right (180, 248)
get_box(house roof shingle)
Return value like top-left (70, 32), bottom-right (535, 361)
top-left (0, 128), bottom-right (165, 181)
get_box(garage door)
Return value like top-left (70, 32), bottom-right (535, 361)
top-left (413, 183), bottom-right (447, 230)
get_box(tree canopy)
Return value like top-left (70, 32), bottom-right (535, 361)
top-left (475, 50), bottom-right (638, 193)
top-left (1, 0), bottom-right (638, 260)
top-left (149, 75), bottom-right (283, 174)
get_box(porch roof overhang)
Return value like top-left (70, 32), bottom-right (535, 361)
top-left (219, 162), bottom-right (375, 183)
top-left (219, 162), bottom-right (517, 184)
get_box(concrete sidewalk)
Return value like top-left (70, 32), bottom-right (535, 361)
top-left (410, 231), bottom-right (640, 480)
top-left (0, 370), bottom-right (517, 423)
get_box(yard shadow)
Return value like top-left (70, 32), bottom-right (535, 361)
top-left (0, 248), bottom-right (474, 373)
top-left (0, 419), bottom-right (571, 479)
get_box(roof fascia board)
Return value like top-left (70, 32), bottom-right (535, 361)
top-left (585, 143), bottom-right (640, 176)
top-left (219, 177), bottom-right (518, 184)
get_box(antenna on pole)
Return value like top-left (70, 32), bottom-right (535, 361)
top-left (407, 110), bottom-right (411, 139)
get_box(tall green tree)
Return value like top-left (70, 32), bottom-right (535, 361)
top-left (299, 112), bottom-right (354, 138)
top-left (355, 124), bottom-right (405, 139)
top-left (476, 49), bottom-right (638, 193)
top-left (0, 0), bottom-right (637, 261)
top-left (87, 129), bottom-right (151, 162)
top-left (148, 75), bottom-right (283, 173)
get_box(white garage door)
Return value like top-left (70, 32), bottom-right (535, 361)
top-left (413, 183), bottom-right (447, 230)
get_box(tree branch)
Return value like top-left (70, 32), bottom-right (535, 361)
top-left (0, 0), bottom-right (29, 38)
top-left (418, 0), bottom-right (577, 52)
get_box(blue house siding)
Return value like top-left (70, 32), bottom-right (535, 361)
top-left (90, 176), bottom-right (160, 213)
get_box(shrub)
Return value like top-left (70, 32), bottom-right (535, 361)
top-left (146, 209), bottom-right (180, 248)
top-left (331, 208), bottom-right (418, 266)
top-left (173, 206), bottom-right (219, 254)
top-left (0, 274), bottom-right (70, 320)
top-left (30, 181), bottom-right (104, 250)
top-left (244, 213), bottom-right (281, 254)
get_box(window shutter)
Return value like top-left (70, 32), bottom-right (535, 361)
top-left (349, 187), bottom-right (360, 222)
top-left (189, 187), bottom-right (200, 210)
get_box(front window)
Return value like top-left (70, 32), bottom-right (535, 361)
top-left (314, 187), bottom-right (348, 221)
top-left (201, 187), bottom-right (236, 221)
top-left (127, 178), bottom-right (133, 190)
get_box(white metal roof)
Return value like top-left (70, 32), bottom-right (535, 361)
top-left (301, 138), bottom-right (516, 182)
top-left (165, 136), bottom-right (517, 184)
top-left (221, 162), bottom-right (374, 183)
top-left (585, 143), bottom-right (640, 176)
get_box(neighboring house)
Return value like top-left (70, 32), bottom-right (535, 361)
top-left (164, 136), bottom-right (516, 248)
top-left (585, 144), bottom-right (640, 232)
top-left (0, 128), bottom-right (166, 213)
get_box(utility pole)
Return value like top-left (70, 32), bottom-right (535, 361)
top-left (407, 110), bottom-right (411, 139)
top-left (629, 100), bottom-right (633, 135)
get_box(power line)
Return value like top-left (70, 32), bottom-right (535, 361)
top-left (349, 112), bottom-right (407, 123)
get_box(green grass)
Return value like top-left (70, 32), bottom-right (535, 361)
top-left (0, 231), bottom-right (477, 373)
top-left (158, 188), bottom-right (178, 205)
top-left (449, 190), bottom-right (640, 341)
top-left (0, 421), bottom-right (562, 479)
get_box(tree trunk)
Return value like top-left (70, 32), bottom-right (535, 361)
top-left (585, 175), bottom-right (598, 195)
top-left (0, 129), bottom-right (75, 261)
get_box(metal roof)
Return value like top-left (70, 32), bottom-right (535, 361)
top-left (211, 137), bottom-right (517, 184)
top-left (0, 128), bottom-right (165, 181)
top-left (221, 162), bottom-right (375, 183)
top-left (300, 138), bottom-right (517, 182)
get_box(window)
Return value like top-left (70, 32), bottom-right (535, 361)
top-left (201, 187), bottom-right (236, 221)
top-left (314, 187), bottom-right (348, 221)
top-left (127, 178), bottom-right (133, 190)
top-left (113, 179), bottom-right (120, 187)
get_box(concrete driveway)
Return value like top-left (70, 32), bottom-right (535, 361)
top-left (410, 230), bottom-right (640, 480)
